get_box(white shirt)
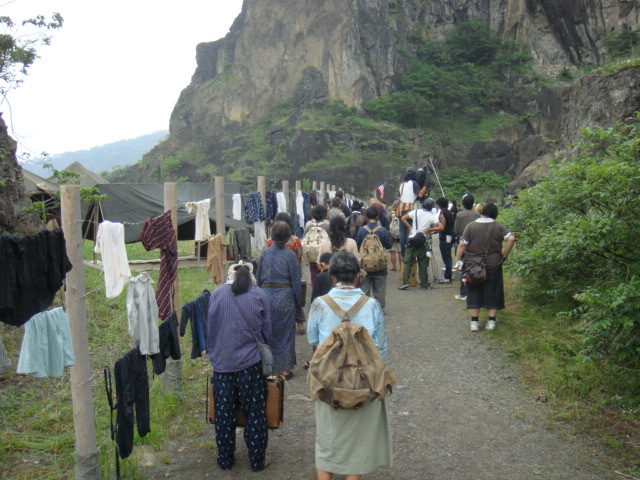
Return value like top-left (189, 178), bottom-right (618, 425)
top-left (399, 181), bottom-right (418, 204)
top-left (126, 272), bottom-right (160, 355)
top-left (276, 192), bottom-right (287, 213)
top-left (296, 191), bottom-right (305, 228)
top-left (94, 221), bottom-right (132, 299)
top-left (232, 193), bottom-right (242, 220)
top-left (186, 199), bottom-right (211, 241)
top-left (408, 209), bottom-right (438, 237)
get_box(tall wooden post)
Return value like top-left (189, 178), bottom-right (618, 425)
top-left (282, 180), bottom-right (289, 213)
top-left (163, 182), bottom-right (182, 396)
top-left (258, 176), bottom-right (266, 213)
top-left (61, 185), bottom-right (100, 480)
top-left (320, 182), bottom-right (326, 206)
top-left (312, 181), bottom-right (317, 191)
top-left (215, 177), bottom-right (225, 236)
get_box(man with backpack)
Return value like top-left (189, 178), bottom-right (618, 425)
top-left (346, 201), bottom-right (365, 240)
top-left (356, 206), bottom-right (393, 310)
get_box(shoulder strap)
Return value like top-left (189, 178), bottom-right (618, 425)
top-left (321, 294), bottom-right (369, 322)
top-left (364, 226), bottom-right (373, 234)
top-left (229, 286), bottom-right (262, 345)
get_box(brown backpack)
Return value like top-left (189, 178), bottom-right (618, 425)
top-left (359, 226), bottom-right (387, 273)
top-left (307, 295), bottom-right (397, 410)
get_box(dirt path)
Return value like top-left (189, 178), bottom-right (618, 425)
top-left (139, 259), bottom-right (616, 479)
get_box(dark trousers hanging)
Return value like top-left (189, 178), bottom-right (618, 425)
top-left (114, 347), bottom-right (150, 459)
top-left (213, 362), bottom-right (268, 471)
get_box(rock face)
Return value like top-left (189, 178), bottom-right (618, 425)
top-left (0, 114), bottom-right (43, 235)
top-left (135, 0), bottom-right (640, 193)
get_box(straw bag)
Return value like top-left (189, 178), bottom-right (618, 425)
top-left (206, 375), bottom-right (285, 429)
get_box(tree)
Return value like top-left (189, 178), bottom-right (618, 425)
top-left (503, 113), bottom-right (640, 369)
top-left (0, 12), bottom-right (63, 99)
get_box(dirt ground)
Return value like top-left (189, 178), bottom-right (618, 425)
top-left (138, 256), bottom-right (619, 480)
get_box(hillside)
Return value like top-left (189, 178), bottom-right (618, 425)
top-left (120, 0), bottom-right (639, 198)
top-left (20, 130), bottom-right (167, 178)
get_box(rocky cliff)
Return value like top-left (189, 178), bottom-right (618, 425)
top-left (130, 0), bottom-right (640, 195)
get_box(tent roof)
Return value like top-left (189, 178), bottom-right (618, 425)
top-left (49, 161), bottom-right (109, 188)
top-left (84, 183), bottom-right (250, 243)
top-left (21, 169), bottom-right (60, 195)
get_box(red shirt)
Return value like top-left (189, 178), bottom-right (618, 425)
top-left (266, 236), bottom-right (303, 262)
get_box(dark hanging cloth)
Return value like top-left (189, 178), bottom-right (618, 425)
top-left (114, 347), bottom-right (150, 459)
top-left (265, 191), bottom-right (278, 227)
top-left (302, 192), bottom-right (311, 225)
top-left (150, 312), bottom-right (182, 375)
top-left (0, 229), bottom-right (72, 327)
top-left (179, 290), bottom-right (210, 359)
top-left (139, 211), bottom-right (178, 319)
top-left (231, 228), bottom-right (252, 261)
top-left (244, 192), bottom-right (266, 224)
top-left (309, 190), bottom-right (318, 207)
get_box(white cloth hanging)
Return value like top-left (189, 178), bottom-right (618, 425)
top-left (186, 199), bottom-right (211, 241)
top-left (94, 220), bottom-right (132, 299)
top-left (253, 220), bottom-right (267, 252)
top-left (126, 272), bottom-right (160, 355)
top-left (296, 191), bottom-right (305, 228)
top-left (17, 307), bottom-right (74, 377)
top-left (276, 192), bottom-right (287, 213)
top-left (328, 190), bottom-right (336, 199)
top-left (232, 193), bottom-right (242, 220)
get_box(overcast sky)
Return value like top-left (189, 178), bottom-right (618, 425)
top-left (1, 0), bottom-right (244, 158)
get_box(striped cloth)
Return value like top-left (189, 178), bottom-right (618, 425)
top-left (139, 211), bottom-right (178, 319)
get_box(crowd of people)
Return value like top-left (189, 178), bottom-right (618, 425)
top-left (205, 168), bottom-right (516, 478)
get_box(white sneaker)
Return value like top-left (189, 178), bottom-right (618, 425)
top-left (470, 321), bottom-right (479, 332)
top-left (454, 295), bottom-right (467, 301)
top-left (487, 320), bottom-right (496, 331)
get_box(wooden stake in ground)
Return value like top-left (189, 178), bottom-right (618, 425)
top-left (61, 185), bottom-right (101, 480)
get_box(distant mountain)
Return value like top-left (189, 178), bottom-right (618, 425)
top-left (21, 130), bottom-right (168, 177)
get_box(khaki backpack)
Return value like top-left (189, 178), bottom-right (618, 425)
top-left (359, 226), bottom-right (387, 273)
top-left (307, 295), bottom-right (397, 410)
top-left (301, 223), bottom-right (329, 262)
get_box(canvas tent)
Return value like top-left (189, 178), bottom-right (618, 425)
top-left (48, 161), bottom-right (109, 189)
top-left (21, 169), bottom-right (60, 196)
top-left (83, 183), bottom-right (249, 244)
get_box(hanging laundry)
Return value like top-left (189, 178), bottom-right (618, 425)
top-left (302, 191), bottom-right (312, 225)
top-left (296, 191), bottom-right (305, 229)
top-left (180, 290), bottom-right (210, 359)
top-left (186, 199), bottom-right (211, 241)
top-left (309, 190), bottom-right (318, 207)
top-left (0, 336), bottom-right (11, 375)
top-left (16, 307), bottom-right (74, 377)
top-left (276, 191), bottom-right (287, 213)
top-left (206, 233), bottom-right (227, 284)
top-left (150, 312), bottom-right (181, 375)
top-left (231, 228), bottom-right (252, 261)
top-left (114, 346), bottom-right (150, 459)
top-left (95, 221), bottom-right (132, 299)
top-left (253, 220), bottom-right (267, 252)
top-left (126, 272), bottom-right (160, 356)
top-left (265, 190), bottom-right (278, 226)
top-left (139, 211), bottom-right (178, 319)
top-left (0, 229), bottom-right (73, 328)
top-left (232, 193), bottom-right (242, 221)
top-left (244, 192), bottom-right (266, 224)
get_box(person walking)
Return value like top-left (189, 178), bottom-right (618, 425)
top-left (317, 216), bottom-right (361, 263)
top-left (399, 198), bottom-right (442, 290)
top-left (436, 197), bottom-right (455, 284)
top-left (307, 251), bottom-right (392, 480)
top-left (303, 205), bottom-right (330, 288)
top-left (396, 168), bottom-right (420, 259)
top-left (356, 205), bottom-right (393, 310)
top-left (256, 221), bottom-right (302, 379)
top-left (455, 203), bottom-right (516, 332)
top-left (453, 194), bottom-right (480, 300)
top-left (206, 262), bottom-right (271, 472)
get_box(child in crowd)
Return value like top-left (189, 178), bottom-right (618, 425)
top-left (303, 252), bottom-right (334, 369)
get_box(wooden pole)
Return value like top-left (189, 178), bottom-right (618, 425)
top-left (282, 180), bottom-right (289, 214)
top-left (163, 182), bottom-right (182, 396)
top-left (312, 181), bottom-right (317, 191)
top-left (320, 182), bottom-right (326, 206)
top-left (215, 176), bottom-right (225, 236)
top-left (61, 185), bottom-right (100, 480)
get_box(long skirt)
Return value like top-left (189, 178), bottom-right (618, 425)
top-left (315, 399), bottom-right (393, 475)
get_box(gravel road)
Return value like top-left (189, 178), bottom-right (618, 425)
top-left (139, 260), bottom-right (616, 480)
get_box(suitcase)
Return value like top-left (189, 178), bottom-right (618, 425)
top-left (206, 374), bottom-right (285, 429)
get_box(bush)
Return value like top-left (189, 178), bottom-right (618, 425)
top-left (504, 113), bottom-right (640, 370)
